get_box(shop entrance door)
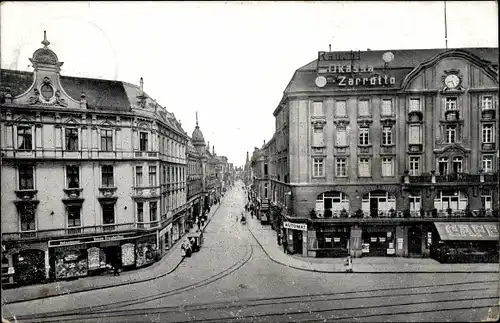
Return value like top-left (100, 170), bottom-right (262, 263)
top-left (293, 230), bottom-right (303, 255)
top-left (370, 198), bottom-right (378, 217)
top-left (103, 246), bottom-right (121, 267)
top-left (13, 249), bottom-right (46, 286)
top-left (408, 226), bottom-right (422, 256)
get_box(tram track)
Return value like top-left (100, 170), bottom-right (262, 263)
top-left (9, 279), bottom-right (497, 322)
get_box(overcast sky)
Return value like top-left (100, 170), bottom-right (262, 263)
top-left (1, 1), bottom-right (498, 167)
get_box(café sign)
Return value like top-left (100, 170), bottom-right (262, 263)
top-left (436, 222), bottom-right (499, 240)
top-left (283, 221), bottom-right (307, 232)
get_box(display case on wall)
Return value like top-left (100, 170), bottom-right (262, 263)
top-left (54, 248), bottom-right (88, 280)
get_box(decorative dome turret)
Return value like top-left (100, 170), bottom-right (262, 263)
top-left (192, 111), bottom-right (206, 146)
top-left (29, 31), bottom-right (64, 72)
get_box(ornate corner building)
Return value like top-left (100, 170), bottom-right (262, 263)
top-left (0, 33), bottom-right (213, 286)
top-left (251, 47), bottom-right (499, 260)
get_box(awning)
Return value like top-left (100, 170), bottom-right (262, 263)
top-left (433, 222), bottom-right (499, 241)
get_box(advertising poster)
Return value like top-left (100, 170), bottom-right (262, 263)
top-left (362, 243), bottom-right (370, 253)
top-left (397, 238), bottom-right (404, 250)
top-left (121, 243), bottom-right (135, 267)
top-left (55, 248), bottom-right (88, 279)
top-left (87, 247), bottom-right (100, 270)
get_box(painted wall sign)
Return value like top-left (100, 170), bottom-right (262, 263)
top-left (283, 221), bottom-right (307, 232)
top-left (319, 51), bottom-right (361, 61)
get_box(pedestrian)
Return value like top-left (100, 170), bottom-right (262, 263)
top-left (277, 233), bottom-right (281, 245)
top-left (113, 259), bottom-right (121, 276)
top-left (345, 255), bottom-right (353, 273)
top-left (282, 239), bottom-right (288, 254)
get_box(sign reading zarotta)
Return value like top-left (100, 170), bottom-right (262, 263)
top-left (317, 63), bottom-right (396, 87)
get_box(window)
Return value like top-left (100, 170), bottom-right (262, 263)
top-left (137, 202), bottom-right (144, 222)
top-left (264, 183), bottom-right (268, 198)
top-left (102, 204), bottom-right (115, 225)
top-left (66, 165), bottom-right (80, 188)
top-left (313, 101), bottom-right (323, 116)
top-left (409, 125), bottom-right (422, 144)
top-left (313, 158), bottom-right (324, 177)
top-left (358, 100), bottom-right (370, 116)
top-left (162, 165), bottom-right (167, 184)
top-left (313, 128), bottom-right (325, 147)
top-left (17, 126), bottom-right (32, 150)
top-left (359, 127), bottom-right (370, 145)
top-left (335, 100), bottom-right (347, 117)
top-left (264, 163), bottom-right (268, 176)
top-left (438, 157), bottom-right (449, 175)
top-left (409, 156), bottom-right (420, 176)
top-left (19, 165), bottom-right (34, 190)
top-left (150, 202), bottom-right (157, 222)
top-left (335, 158), bottom-right (347, 177)
top-left (382, 127), bottom-right (392, 145)
top-left (101, 165), bottom-right (114, 187)
top-left (135, 166), bottom-right (143, 186)
top-left (482, 96), bottom-right (493, 110)
top-left (65, 128), bottom-right (79, 151)
top-left (336, 129), bottom-right (347, 146)
top-left (482, 155), bottom-right (493, 173)
top-left (140, 132), bottom-right (148, 151)
top-left (381, 158), bottom-right (394, 177)
top-left (482, 124), bottom-right (493, 143)
top-left (358, 158), bottom-right (371, 177)
top-left (409, 98), bottom-right (421, 112)
top-left (452, 157), bottom-right (463, 173)
top-left (19, 204), bottom-right (36, 231)
top-left (67, 206), bottom-right (81, 227)
top-left (409, 194), bottom-right (421, 212)
top-left (481, 190), bottom-right (492, 210)
top-left (381, 100), bottom-right (392, 116)
top-left (101, 130), bottom-right (113, 151)
top-left (445, 125), bottom-right (456, 143)
top-left (149, 166), bottom-right (157, 186)
top-left (445, 97), bottom-right (457, 111)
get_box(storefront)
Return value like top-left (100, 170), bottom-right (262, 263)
top-left (51, 244), bottom-right (89, 280)
top-left (13, 248), bottom-right (48, 285)
top-left (135, 234), bottom-right (158, 268)
top-left (315, 225), bottom-right (350, 258)
top-left (361, 225), bottom-right (396, 257)
top-left (430, 222), bottom-right (499, 263)
top-left (283, 221), bottom-right (307, 256)
top-left (158, 223), bottom-right (173, 257)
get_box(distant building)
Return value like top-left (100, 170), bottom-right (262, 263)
top-left (252, 47), bottom-right (499, 260)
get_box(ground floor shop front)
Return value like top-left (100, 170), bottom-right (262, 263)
top-left (280, 217), bottom-right (499, 262)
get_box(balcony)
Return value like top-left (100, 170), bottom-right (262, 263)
top-left (408, 174), bottom-right (432, 183)
top-left (1, 223), bottom-right (137, 241)
top-left (133, 187), bottom-right (160, 197)
top-left (404, 172), bottom-right (497, 186)
top-left (435, 173), bottom-right (479, 183)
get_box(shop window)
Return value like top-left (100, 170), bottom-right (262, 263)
top-left (335, 100), bottom-right (347, 117)
top-left (445, 97), bottom-right (458, 111)
top-left (18, 165), bottom-right (34, 190)
top-left (101, 165), bottom-right (114, 187)
top-left (335, 158), bottom-right (347, 177)
top-left (65, 128), bottom-right (79, 151)
top-left (149, 202), bottom-right (157, 222)
top-left (140, 132), bottom-right (148, 152)
top-left (381, 158), bottom-right (394, 177)
top-left (409, 156), bottom-right (420, 176)
top-left (482, 96), bottom-right (493, 110)
top-left (381, 99), bottom-right (393, 116)
top-left (482, 124), bottom-right (494, 143)
top-left (358, 99), bottom-right (370, 116)
top-left (101, 129), bottom-right (113, 151)
top-left (313, 158), bottom-right (324, 177)
top-left (17, 126), bottom-right (32, 150)
top-left (102, 204), bottom-right (115, 225)
top-left (66, 165), bottom-right (80, 188)
top-left (358, 158), bottom-right (371, 177)
top-left (19, 204), bottom-right (36, 232)
top-left (67, 206), bottom-right (81, 227)
top-left (482, 155), bottom-right (493, 173)
top-left (149, 166), bottom-right (157, 186)
top-left (445, 125), bottom-right (456, 143)
top-left (409, 98), bottom-right (421, 112)
top-left (137, 202), bottom-right (144, 222)
top-left (136, 166), bottom-right (143, 186)
top-left (359, 127), bottom-right (370, 145)
top-left (382, 126), bottom-right (392, 145)
top-left (438, 157), bottom-right (449, 175)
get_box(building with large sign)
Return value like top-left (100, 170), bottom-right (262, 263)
top-left (254, 47), bottom-right (499, 260)
top-left (0, 33), bottom-right (189, 286)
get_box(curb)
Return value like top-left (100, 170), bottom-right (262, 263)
top-left (3, 193), bottom-right (229, 305)
top-left (246, 224), bottom-right (499, 275)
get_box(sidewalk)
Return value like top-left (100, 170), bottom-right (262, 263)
top-left (246, 216), bottom-right (499, 274)
top-left (2, 194), bottom-right (227, 305)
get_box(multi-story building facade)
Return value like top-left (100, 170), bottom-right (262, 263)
top-left (254, 47), bottom-right (499, 260)
top-left (0, 34), bottom-right (189, 286)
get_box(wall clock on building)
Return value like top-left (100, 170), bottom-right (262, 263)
top-left (444, 74), bottom-right (460, 89)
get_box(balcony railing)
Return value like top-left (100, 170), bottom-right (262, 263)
top-left (312, 209), bottom-right (499, 220)
top-left (408, 174), bottom-right (432, 183)
top-left (2, 223), bottom-right (137, 241)
top-left (435, 173), bottom-right (479, 183)
top-left (405, 172), bottom-right (497, 184)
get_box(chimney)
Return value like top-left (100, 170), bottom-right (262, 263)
top-left (140, 77), bottom-right (144, 94)
top-left (329, 44), bottom-right (331, 52)
top-left (263, 140), bottom-right (266, 145)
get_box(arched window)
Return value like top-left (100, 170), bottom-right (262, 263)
top-left (315, 191), bottom-right (349, 217)
top-left (361, 190), bottom-right (396, 217)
